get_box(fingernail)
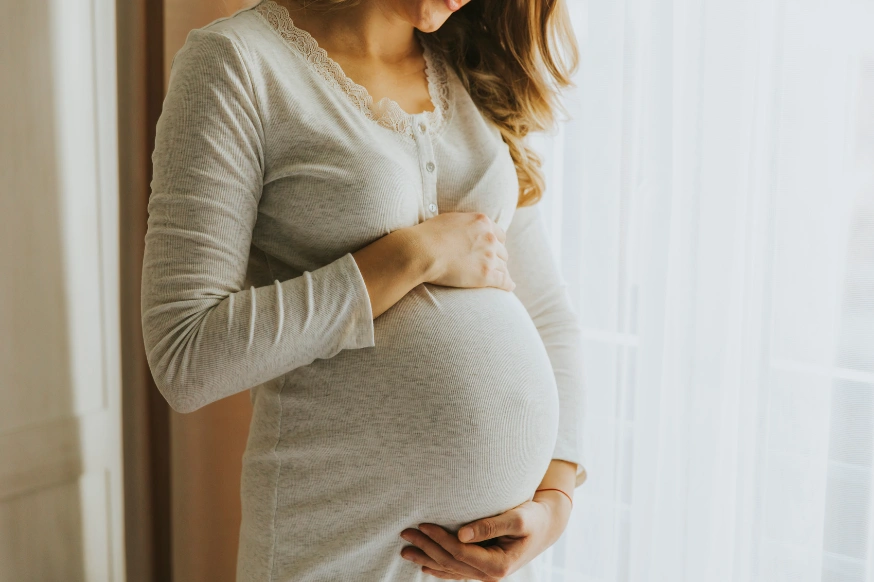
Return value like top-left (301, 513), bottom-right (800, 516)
top-left (459, 527), bottom-right (474, 542)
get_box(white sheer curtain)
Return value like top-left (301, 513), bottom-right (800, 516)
top-left (530, 0), bottom-right (874, 580)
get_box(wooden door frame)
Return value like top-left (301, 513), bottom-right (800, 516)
top-left (116, 0), bottom-right (173, 579)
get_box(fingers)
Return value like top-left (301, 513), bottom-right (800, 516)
top-left (400, 547), bottom-right (466, 580)
top-left (421, 566), bottom-right (468, 580)
top-left (499, 268), bottom-right (516, 292)
top-left (493, 224), bottom-right (506, 244)
top-left (470, 211), bottom-right (506, 244)
top-left (475, 215), bottom-right (511, 290)
top-left (430, 211), bottom-right (512, 291)
top-left (419, 523), bottom-right (507, 580)
top-left (400, 527), bottom-right (491, 580)
top-left (458, 508), bottom-right (529, 544)
top-left (483, 259), bottom-right (514, 291)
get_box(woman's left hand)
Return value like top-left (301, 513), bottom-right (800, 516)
top-left (399, 491), bottom-right (572, 581)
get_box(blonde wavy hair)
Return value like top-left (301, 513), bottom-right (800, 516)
top-left (288, 0), bottom-right (579, 207)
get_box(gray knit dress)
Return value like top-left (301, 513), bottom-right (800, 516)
top-left (141, 1), bottom-right (586, 580)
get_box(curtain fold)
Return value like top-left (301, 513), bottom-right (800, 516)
top-left (531, 1), bottom-right (874, 580)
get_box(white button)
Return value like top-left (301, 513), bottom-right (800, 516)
top-left (418, 122), bottom-right (427, 134)
top-left (428, 203), bottom-right (437, 212)
top-left (426, 161), bottom-right (435, 173)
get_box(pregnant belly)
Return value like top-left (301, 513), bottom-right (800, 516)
top-left (260, 283), bottom-right (559, 531)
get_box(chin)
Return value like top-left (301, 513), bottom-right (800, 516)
top-left (407, 0), bottom-right (456, 33)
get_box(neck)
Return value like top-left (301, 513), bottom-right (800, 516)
top-left (278, 0), bottom-right (419, 63)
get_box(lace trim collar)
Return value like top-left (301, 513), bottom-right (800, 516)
top-left (253, 0), bottom-right (451, 139)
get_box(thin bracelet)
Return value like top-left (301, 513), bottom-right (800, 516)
top-left (535, 487), bottom-right (573, 508)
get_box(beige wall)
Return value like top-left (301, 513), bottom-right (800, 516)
top-left (163, 2), bottom-right (256, 581)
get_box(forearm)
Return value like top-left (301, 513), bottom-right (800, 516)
top-left (536, 459), bottom-right (577, 499)
top-left (142, 252), bottom-right (376, 413)
top-left (534, 459), bottom-right (577, 524)
top-left (533, 459), bottom-right (577, 518)
top-left (352, 227), bottom-right (433, 319)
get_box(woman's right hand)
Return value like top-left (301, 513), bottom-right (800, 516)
top-left (410, 212), bottom-right (515, 292)
top-left (352, 211), bottom-right (514, 319)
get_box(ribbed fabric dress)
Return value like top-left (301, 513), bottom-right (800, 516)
top-left (141, 1), bottom-right (586, 580)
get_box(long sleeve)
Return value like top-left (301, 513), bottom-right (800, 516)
top-left (141, 28), bottom-right (375, 414)
top-left (505, 204), bottom-right (587, 488)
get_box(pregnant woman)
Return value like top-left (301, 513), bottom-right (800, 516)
top-left (141, 0), bottom-right (586, 579)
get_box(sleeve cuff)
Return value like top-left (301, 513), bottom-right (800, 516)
top-left (549, 458), bottom-right (587, 488)
top-left (574, 463), bottom-right (587, 487)
top-left (338, 252), bottom-right (375, 349)
top-left (552, 439), bottom-right (587, 489)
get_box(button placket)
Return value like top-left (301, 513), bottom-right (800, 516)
top-left (413, 113), bottom-right (439, 217)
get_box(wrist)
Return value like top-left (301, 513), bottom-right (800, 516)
top-left (395, 226), bottom-right (441, 284)
top-left (532, 491), bottom-right (572, 543)
top-left (537, 460), bottom-right (577, 495)
top-left (533, 489), bottom-right (573, 512)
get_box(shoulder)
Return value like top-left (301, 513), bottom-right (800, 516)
top-left (160, 9), bottom-right (276, 138)
top-left (168, 2), bottom-right (274, 84)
